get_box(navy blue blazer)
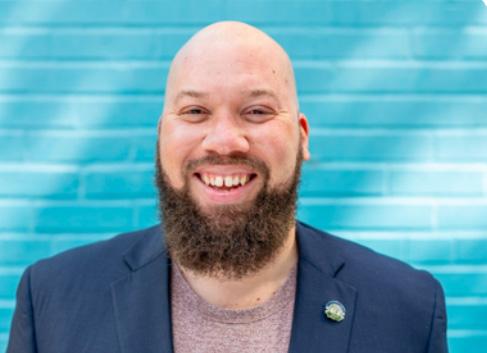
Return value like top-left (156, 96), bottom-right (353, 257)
top-left (7, 222), bottom-right (448, 353)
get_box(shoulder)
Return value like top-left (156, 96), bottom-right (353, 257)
top-left (297, 222), bottom-right (448, 352)
top-left (297, 221), bottom-right (442, 300)
top-left (27, 225), bottom-right (163, 294)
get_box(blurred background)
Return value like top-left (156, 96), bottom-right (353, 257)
top-left (1, 0), bottom-right (487, 351)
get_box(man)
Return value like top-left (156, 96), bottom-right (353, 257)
top-left (7, 21), bottom-right (448, 353)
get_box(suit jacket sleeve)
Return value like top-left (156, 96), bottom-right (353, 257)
top-left (427, 279), bottom-right (449, 353)
top-left (7, 266), bottom-right (38, 353)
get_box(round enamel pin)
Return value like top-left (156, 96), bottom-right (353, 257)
top-left (324, 300), bottom-right (346, 322)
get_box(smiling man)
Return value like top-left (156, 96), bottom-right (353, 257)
top-left (7, 22), bottom-right (448, 353)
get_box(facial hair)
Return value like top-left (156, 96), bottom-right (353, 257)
top-left (155, 147), bottom-right (303, 280)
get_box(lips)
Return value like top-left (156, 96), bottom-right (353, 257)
top-left (191, 167), bottom-right (259, 204)
top-left (195, 171), bottom-right (257, 191)
top-left (198, 172), bottom-right (254, 187)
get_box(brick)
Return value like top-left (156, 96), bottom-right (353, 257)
top-left (449, 332), bottom-right (487, 353)
top-left (448, 302), bottom-right (487, 330)
top-left (300, 167), bottom-right (384, 196)
top-left (437, 206), bottom-right (487, 230)
top-left (2, 1), bottom-right (485, 27)
top-left (3, 64), bottom-right (487, 95)
top-left (301, 97), bottom-right (487, 128)
top-left (454, 239), bottom-right (487, 264)
top-left (0, 134), bottom-right (24, 161)
top-left (0, 307), bottom-right (13, 332)
top-left (0, 273), bottom-right (22, 300)
top-left (329, 1), bottom-right (487, 26)
top-left (0, 30), bottom-right (191, 60)
top-left (0, 334), bottom-right (7, 353)
top-left (0, 28), bottom-right (412, 61)
top-left (224, 1), bottom-right (331, 25)
top-left (133, 135), bottom-right (157, 162)
top-left (435, 135), bottom-right (487, 162)
top-left (0, 171), bottom-right (78, 198)
top-left (405, 239), bottom-right (453, 265)
top-left (309, 133), bottom-right (434, 162)
top-left (84, 170), bottom-right (156, 199)
top-left (0, 64), bottom-right (168, 94)
top-left (412, 29), bottom-right (487, 60)
top-left (34, 206), bottom-right (133, 233)
top-left (297, 203), bottom-right (432, 230)
top-left (296, 65), bottom-right (487, 94)
top-left (0, 97), bottom-right (161, 129)
top-left (0, 240), bottom-right (52, 266)
top-left (0, 106), bottom-right (76, 129)
top-left (0, 1), bottom-right (223, 25)
top-left (353, 238), bottom-right (406, 261)
top-left (272, 29), bottom-right (410, 60)
top-left (433, 272), bottom-right (487, 296)
top-left (2, 134), bottom-right (133, 162)
top-left (50, 237), bottom-right (109, 255)
top-left (135, 203), bottom-right (158, 228)
top-left (0, 205), bottom-right (34, 231)
top-left (388, 171), bottom-right (483, 196)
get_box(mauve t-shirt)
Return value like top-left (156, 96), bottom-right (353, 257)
top-left (170, 263), bottom-right (297, 353)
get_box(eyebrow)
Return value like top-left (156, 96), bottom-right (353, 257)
top-left (173, 89), bottom-right (280, 104)
top-left (247, 89), bottom-right (279, 101)
top-left (174, 90), bottom-right (209, 104)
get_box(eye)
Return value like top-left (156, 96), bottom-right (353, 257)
top-left (185, 108), bottom-right (204, 115)
top-left (247, 109), bottom-right (266, 115)
top-left (243, 106), bottom-right (275, 122)
top-left (179, 106), bottom-right (209, 122)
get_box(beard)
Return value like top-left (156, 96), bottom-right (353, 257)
top-left (155, 146), bottom-right (303, 280)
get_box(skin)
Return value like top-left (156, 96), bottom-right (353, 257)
top-left (158, 21), bottom-right (311, 309)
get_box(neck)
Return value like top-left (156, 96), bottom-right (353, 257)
top-left (178, 226), bottom-right (298, 310)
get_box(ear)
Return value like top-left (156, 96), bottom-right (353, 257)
top-left (157, 114), bottom-right (163, 135)
top-left (298, 112), bottom-right (311, 160)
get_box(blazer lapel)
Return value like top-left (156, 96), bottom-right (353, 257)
top-left (288, 223), bottom-right (357, 353)
top-left (111, 228), bottom-right (173, 353)
top-left (108, 223), bottom-right (356, 353)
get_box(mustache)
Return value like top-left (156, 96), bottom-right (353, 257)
top-left (184, 154), bottom-right (270, 179)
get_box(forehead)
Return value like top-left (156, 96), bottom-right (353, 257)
top-left (166, 40), bottom-right (293, 102)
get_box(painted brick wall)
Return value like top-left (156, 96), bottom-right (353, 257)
top-left (1, 1), bottom-right (487, 351)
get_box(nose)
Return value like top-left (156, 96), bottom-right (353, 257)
top-left (201, 113), bottom-right (250, 155)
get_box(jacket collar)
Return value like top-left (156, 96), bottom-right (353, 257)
top-left (111, 225), bottom-right (173, 353)
top-left (288, 222), bottom-right (357, 353)
top-left (112, 222), bottom-right (357, 353)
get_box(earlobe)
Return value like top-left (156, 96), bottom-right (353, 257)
top-left (298, 113), bottom-right (311, 160)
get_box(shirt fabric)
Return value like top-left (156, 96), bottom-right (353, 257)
top-left (170, 263), bottom-right (297, 353)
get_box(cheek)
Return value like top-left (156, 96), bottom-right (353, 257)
top-left (159, 120), bottom-right (202, 188)
top-left (250, 125), bottom-right (300, 185)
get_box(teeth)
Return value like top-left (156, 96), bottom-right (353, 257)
top-left (215, 176), bottom-right (223, 187)
top-left (240, 175), bottom-right (248, 186)
top-left (201, 173), bottom-right (252, 188)
top-left (224, 176), bottom-right (233, 187)
top-left (202, 174), bottom-right (210, 185)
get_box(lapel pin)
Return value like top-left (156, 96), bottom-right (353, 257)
top-left (324, 300), bottom-right (346, 322)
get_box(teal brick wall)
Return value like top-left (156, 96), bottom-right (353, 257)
top-left (1, 1), bottom-right (487, 351)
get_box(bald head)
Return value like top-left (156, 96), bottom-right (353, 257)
top-left (163, 21), bottom-right (298, 114)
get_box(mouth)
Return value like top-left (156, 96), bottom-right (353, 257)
top-left (190, 166), bottom-right (260, 205)
top-left (194, 172), bottom-right (258, 191)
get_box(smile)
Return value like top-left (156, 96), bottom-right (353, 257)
top-left (195, 172), bottom-right (257, 190)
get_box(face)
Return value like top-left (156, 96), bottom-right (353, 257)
top-left (158, 41), bottom-right (310, 213)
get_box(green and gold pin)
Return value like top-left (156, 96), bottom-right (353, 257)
top-left (324, 300), bottom-right (346, 322)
